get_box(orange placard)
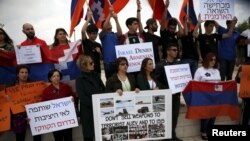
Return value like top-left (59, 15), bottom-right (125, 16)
top-left (0, 90), bottom-right (10, 132)
top-left (6, 81), bottom-right (47, 114)
top-left (239, 65), bottom-right (250, 98)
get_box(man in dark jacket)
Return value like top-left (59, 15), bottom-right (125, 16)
top-left (155, 43), bottom-right (182, 141)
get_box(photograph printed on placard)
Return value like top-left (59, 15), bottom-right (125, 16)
top-left (152, 95), bottom-right (165, 104)
top-left (135, 96), bottom-right (151, 105)
top-left (100, 98), bottom-right (114, 108)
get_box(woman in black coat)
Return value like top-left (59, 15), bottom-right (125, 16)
top-left (106, 57), bottom-right (139, 95)
top-left (136, 58), bottom-right (162, 90)
top-left (76, 55), bottom-right (105, 141)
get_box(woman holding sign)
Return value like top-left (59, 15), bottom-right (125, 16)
top-left (194, 53), bottom-right (221, 140)
top-left (106, 57), bottom-right (140, 95)
top-left (76, 55), bottom-right (106, 141)
top-left (42, 69), bottom-right (76, 141)
top-left (8, 65), bottom-right (41, 141)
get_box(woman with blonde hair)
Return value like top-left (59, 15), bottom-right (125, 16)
top-left (76, 55), bottom-right (105, 141)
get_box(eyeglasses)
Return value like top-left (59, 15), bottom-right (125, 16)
top-left (120, 63), bottom-right (128, 66)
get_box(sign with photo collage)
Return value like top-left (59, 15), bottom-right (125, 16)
top-left (92, 90), bottom-right (172, 141)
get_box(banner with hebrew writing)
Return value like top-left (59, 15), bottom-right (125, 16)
top-left (92, 90), bottom-right (172, 141)
top-left (200, 0), bottom-right (234, 21)
top-left (25, 96), bottom-right (78, 135)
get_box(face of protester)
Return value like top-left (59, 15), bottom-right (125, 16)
top-left (50, 71), bottom-right (61, 86)
top-left (167, 46), bottom-right (178, 59)
top-left (56, 30), bottom-right (67, 43)
top-left (128, 21), bottom-right (139, 33)
top-left (205, 23), bottom-right (215, 34)
top-left (145, 59), bottom-right (154, 73)
top-left (209, 56), bottom-right (217, 68)
top-left (168, 25), bottom-right (176, 34)
top-left (18, 68), bottom-right (29, 83)
top-left (86, 59), bottom-right (94, 71)
top-left (23, 24), bottom-right (35, 39)
top-left (150, 22), bottom-right (158, 32)
top-left (88, 32), bottom-right (98, 41)
top-left (118, 60), bottom-right (128, 73)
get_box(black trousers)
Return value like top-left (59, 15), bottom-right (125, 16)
top-left (241, 98), bottom-right (250, 125)
top-left (53, 128), bottom-right (72, 141)
top-left (172, 93), bottom-right (181, 138)
top-left (16, 132), bottom-right (41, 141)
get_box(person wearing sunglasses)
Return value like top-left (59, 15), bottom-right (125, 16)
top-left (155, 43), bottom-right (182, 141)
top-left (106, 57), bottom-right (139, 95)
top-left (76, 55), bottom-right (105, 141)
top-left (194, 53), bottom-right (221, 140)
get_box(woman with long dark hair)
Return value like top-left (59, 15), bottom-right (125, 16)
top-left (136, 58), bottom-right (161, 90)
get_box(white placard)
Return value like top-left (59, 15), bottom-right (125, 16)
top-left (92, 90), bottom-right (172, 141)
top-left (15, 45), bottom-right (42, 64)
top-left (25, 97), bottom-right (78, 135)
top-left (200, 0), bottom-right (235, 20)
top-left (164, 64), bottom-right (192, 94)
top-left (115, 42), bottom-right (154, 73)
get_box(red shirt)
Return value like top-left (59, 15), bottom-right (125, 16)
top-left (42, 82), bottom-right (75, 101)
top-left (20, 37), bottom-right (50, 63)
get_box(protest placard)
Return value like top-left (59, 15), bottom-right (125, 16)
top-left (115, 42), bottom-right (154, 73)
top-left (92, 90), bottom-right (172, 141)
top-left (200, 0), bottom-right (234, 20)
top-left (6, 81), bottom-right (46, 114)
top-left (0, 90), bottom-right (10, 132)
top-left (164, 64), bottom-right (192, 94)
top-left (15, 45), bottom-right (42, 64)
top-left (25, 96), bottom-right (78, 135)
top-left (239, 65), bottom-right (250, 98)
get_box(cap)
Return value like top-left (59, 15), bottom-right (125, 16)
top-left (144, 18), bottom-right (156, 29)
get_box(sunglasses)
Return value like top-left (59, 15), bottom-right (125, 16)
top-left (120, 63), bottom-right (128, 66)
top-left (169, 49), bottom-right (178, 52)
top-left (89, 62), bottom-right (94, 65)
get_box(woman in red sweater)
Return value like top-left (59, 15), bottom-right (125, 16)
top-left (42, 69), bottom-right (75, 141)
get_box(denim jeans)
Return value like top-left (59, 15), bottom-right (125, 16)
top-left (219, 59), bottom-right (236, 81)
top-left (181, 59), bottom-right (198, 78)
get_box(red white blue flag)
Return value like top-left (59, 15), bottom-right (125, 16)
top-left (148, 0), bottom-right (172, 20)
top-left (179, 0), bottom-right (198, 30)
top-left (183, 80), bottom-right (240, 120)
top-left (70, 0), bottom-right (85, 37)
top-left (0, 40), bottom-right (82, 85)
top-left (88, 0), bottom-right (129, 28)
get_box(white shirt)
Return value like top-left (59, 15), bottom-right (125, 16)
top-left (194, 67), bottom-right (221, 82)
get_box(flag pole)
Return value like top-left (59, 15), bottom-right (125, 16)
top-left (73, 29), bottom-right (76, 42)
top-left (85, 0), bottom-right (96, 24)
